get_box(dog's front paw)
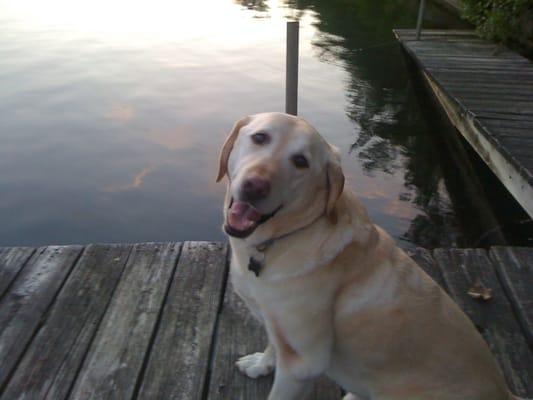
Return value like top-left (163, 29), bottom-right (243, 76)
top-left (236, 352), bottom-right (275, 378)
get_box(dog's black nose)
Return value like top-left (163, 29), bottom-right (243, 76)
top-left (241, 176), bottom-right (271, 202)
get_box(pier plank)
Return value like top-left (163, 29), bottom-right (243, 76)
top-left (0, 246), bottom-right (83, 391)
top-left (475, 112), bottom-right (533, 123)
top-left (497, 137), bottom-right (533, 157)
top-left (478, 118), bottom-right (533, 132)
top-left (466, 103), bottom-right (533, 117)
top-left (490, 247), bottom-right (533, 349)
top-left (68, 242), bottom-right (181, 400)
top-left (433, 249), bottom-right (533, 397)
top-left (428, 69), bottom-right (533, 80)
top-left (0, 247), bottom-right (35, 300)
top-left (1, 244), bottom-right (132, 400)
top-left (206, 281), bottom-right (275, 400)
top-left (444, 90), bottom-right (533, 102)
top-left (431, 72), bottom-right (533, 86)
top-left (407, 247), bottom-right (446, 288)
top-left (440, 80), bottom-right (533, 92)
top-left (137, 242), bottom-right (228, 400)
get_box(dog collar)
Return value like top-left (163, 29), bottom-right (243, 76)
top-left (247, 213), bottom-right (325, 277)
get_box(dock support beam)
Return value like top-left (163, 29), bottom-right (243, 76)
top-left (285, 21), bottom-right (299, 115)
top-left (415, 0), bottom-right (426, 40)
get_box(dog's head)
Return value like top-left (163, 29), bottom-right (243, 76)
top-left (217, 112), bottom-right (344, 239)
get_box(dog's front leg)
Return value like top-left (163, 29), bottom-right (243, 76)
top-left (266, 323), bottom-right (331, 399)
top-left (267, 363), bottom-right (313, 400)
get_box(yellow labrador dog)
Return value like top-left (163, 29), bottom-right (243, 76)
top-left (217, 112), bottom-right (519, 400)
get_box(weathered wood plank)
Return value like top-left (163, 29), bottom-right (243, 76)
top-left (0, 247), bottom-right (35, 300)
top-left (1, 244), bottom-right (132, 400)
top-left (421, 56), bottom-right (531, 64)
top-left (497, 137), bottom-right (533, 157)
top-left (409, 40), bottom-right (497, 48)
top-left (407, 39), bottom-right (508, 47)
top-left (493, 130), bottom-right (533, 141)
top-left (434, 75), bottom-right (533, 87)
top-left (423, 63), bottom-right (532, 73)
top-left (437, 72), bottom-right (533, 83)
top-left (68, 242), bottom-right (181, 400)
top-left (206, 281), bottom-right (342, 400)
top-left (0, 246), bottom-right (83, 391)
top-left (445, 90), bottom-right (533, 102)
top-left (433, 249), bottom-right (533, 397)
top-left (437, 66), bottom-right (526, 74)
top-left (420, 56), bottom-right (532, 65)
top-left (409, 42), bottom-right (509, 48)
top-left (465, 102), bottom-right (533, 117)
top-left (137, 242), bottom-right (228, 400)
top-left (419, 59), bottom-right (530, 69)
top-left (413, 51), bottom-right (516, 60)
top-left (490, 247), bottom-right (533, 349)
top-left (492, 129), bottom-right (533, 141)
top-left (432, 71), bottom-right (533, 85)
top-left (206, 280), bottom-right (273, 400)
top-left (399, 37), bottom-right (483, 43)
top-left (475, 111), bottom-right (533, 123)
top-left (512, 157), bottom-right (533, 173)
top-left (440, 80), bottom-right (533, 92)
top-left (410, 46), bottom-right (515, 58)
top-left (407, 247), bottom-right (446, 288)
top-left (437, 74), bottom-right (532, 84)
top-left (478, 117), bottom-right (533, 131)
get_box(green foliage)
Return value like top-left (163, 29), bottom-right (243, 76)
top-left (461, 0), bottom-right (531, 43)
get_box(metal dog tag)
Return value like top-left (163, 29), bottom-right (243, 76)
top-left (248, 248), bottom-right (266, 277)
top-left (248, 257), bottom-right (263, 277)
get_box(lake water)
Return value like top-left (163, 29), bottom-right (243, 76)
top-left (1, 0), bottom-right (530, 248)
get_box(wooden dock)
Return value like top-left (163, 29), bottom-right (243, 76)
top-left (0, 242), bottom-right (532, 398)
top-left (394, 29), bottom-right (533, 219)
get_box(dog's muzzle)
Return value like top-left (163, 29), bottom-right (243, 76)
top-left (224, 198), bottom-right (282, 238)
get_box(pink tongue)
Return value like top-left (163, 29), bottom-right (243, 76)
top-left (228, 201), bottom-right (261, 232)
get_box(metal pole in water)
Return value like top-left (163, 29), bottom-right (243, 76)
top-left (415, 0), bottom-right (426, 40)
top-left (285, 20), bottom-right (299, 116)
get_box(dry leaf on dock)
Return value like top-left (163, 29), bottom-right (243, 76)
top-left (467, 278), bottom-right (492, 301)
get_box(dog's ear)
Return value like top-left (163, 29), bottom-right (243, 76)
top-left (216, 116), bottom-right (251, 182)
top-left (326, 145), bottom-right (345, 224)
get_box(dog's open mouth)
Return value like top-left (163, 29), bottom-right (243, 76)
top-left (225, 199), bottom-right (282, 238)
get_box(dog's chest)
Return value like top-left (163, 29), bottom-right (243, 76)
top-left (229, 247), bottom-right (336, 319)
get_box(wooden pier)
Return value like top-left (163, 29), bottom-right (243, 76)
top-left (394, 29), bottom-right (533, 219)
top-left (0, 242), bottom-right (532, 399)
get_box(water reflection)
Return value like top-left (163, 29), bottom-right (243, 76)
top-left (0, 0), bottom-right (528, 247)
top-left (104, 166), bottom-right (156, 193)
top-left (285, 0), bottom-right (490, 247)
top-left (288, 0), bottom-right (531, 247)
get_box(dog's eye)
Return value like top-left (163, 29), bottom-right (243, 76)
top-left (291, 154), bottom-right (309, 169)
top-left (251, 132), bottom-right (269, 145)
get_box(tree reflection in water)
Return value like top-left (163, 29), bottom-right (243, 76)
top-left (285, 0), bottom-right (531, 248)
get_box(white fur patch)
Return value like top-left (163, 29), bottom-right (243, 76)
top-left (236, 352), bottom-right (275, 379)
